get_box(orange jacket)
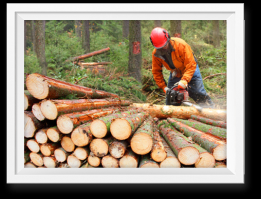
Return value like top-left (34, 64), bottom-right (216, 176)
top-left (152, 37), bottom-right (197, 90)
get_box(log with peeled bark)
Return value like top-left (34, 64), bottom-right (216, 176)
top-left (29, 152), bottom-right (44, 167)
top-left (32, 103), bottom-right (45, 121)
top-left (159, 137), bottom-right (181, 168)
top-left (60, 136), bottom-right (75, 152)
top-left (54, 147), bottom-right (70, 162)
top-left (119, 148), bottom-right (139, 168)
top-left (130, 119), bottom-right (154, 155)
top-left (40, 142), bottom-right (60, 156)
top-left (43, 156), bottom-right (59, 168)
top-left (110, 112), bottom-right (149, 140)
top-left (26, 73), bottom-right (119, 100)
top-left (90, 108), bottom-right (142, 138)
top-left (24, 111), bottom-right (46, 138)
top-left (26, 139), bottom-right (40, 153)
top-left (73, 147), bottom-right (89, 160)
top-left (46, 127), bottom-right (63, 142)
top-left (101, 155), bottom-right (119, 168)
top-left (57, 108), bottom-right (117, 134)
top-left (109, 140), bottom-right (128, 159)
top-left (34, 128), bottom-right (49, 144)
top-left (24, 90), bottom-right (40, 110)
top-left (190, 115), bottom-right (227, 128)
top-left (71, 122), bottom-right (92, 147)
top-left (174, 118), bottom-right (226, 139)
top-left (150, 130), bottom-right (167, 163)
top-left (40, 98), bottom-right (130, 120)
top-left (87, 152), bottom-right (101, 167)
top-left (89, 136), bottom-right (114, 157)
top-left (139, 154), bottom-right (159, 168)
top-left (158, 120), bottom-right (200, 165)
top-left (131, 103), bottom-right (227, 122)
top-left (167, 118), bottom-right (226, 161)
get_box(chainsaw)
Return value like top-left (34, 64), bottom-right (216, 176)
top-left (166, 83), bottom-right (203, 112)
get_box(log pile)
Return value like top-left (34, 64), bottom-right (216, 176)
top-left (24, 73), bottom-right (227, 168)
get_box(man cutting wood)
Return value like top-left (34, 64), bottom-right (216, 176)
top-left (150, 27), bottom-right (214, 107)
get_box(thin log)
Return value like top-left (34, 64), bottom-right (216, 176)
top-left (190, 115), bottom-right (227, 128)
top-left (101, 155), bottom-right (119, 168)
top-left (80, 61), bottom-right (112, 66)
top-left (89, 136), bottom-right (114, 157)
top-left (57, 108), bottom-right (117, 134)
top-left (167, 118), bottom-right (226, 161)
top-left (67, 154), bottom-right (83, 168)
top-left (24, 111), bottom-right (46, 138)
top-left (109, 140), bottom-right (128, 159)
top-left (203, 73), bottom-right (226, 80)
top-left (150, 130), bottom-right (167, 163)
top-left (34, 128), bottom-right (49, 144)
top-left (71, 122), bottom-right (93, 147)
top-left (46, 127), bottom-right (63, 142)
top-left (40, 98), bottom-right (131, 120)
top-left (24, 90), bottom-right (40, 110)
top-left (68, 47), bottom-right (110, 61)
top-left (32, 103), bottom-right (45, 121)
top-left (119, 148), bottom-right (139, 168)
top-left (130, 118), bottom-right (154, 155)
top-left (87, 152), bottom-right (101, 167)
top-left (40, 142), bottom-right (60, 156)
top-left (26, 73), bottom-right (119, 100)
top-left (60, 136), bottom-right (75, 152)
top-left (26, 139), bottom-right (40, 153)
top-left (139, 154), bottom-right (159, 168)
top-left (54, 147), bottom-right (70, 163)
top-left (73, 147), bottom-right (89, 160)
top-left (43, 156), bottom-right (59, 168)
top-left (29, 152), bottom-right (44, 166)
top-left (110, 112), bottom-right (149, 140)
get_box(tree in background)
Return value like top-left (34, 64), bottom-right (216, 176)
top-left (122, 20), bottom-right (129, 39)
top-left (154, 20), bottom-right (161, 28)
top-left (170, 20), bottom-right (182, 37)
top-left (34, 20), bottom-right (47, 75)
top-left (213, 20), bottom-right (220, 48)
top-left (128, 20), bottom-right (142, 82)
top-left (82, 20), bottom-right (90, 53)
top-left (75, 20), bottom-right (82, 39)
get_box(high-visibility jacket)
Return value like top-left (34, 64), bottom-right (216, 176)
top-left (152, 37), bottom-right (197, 90)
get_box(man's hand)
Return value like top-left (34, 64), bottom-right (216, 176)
top-left (177, 80), bottom-right (188, 90)
top-left (163, 87), bottom-right (170, 93)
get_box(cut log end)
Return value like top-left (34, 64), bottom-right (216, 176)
top-left (24, 93), bottom-right (29, 110)
top-left (178, 146), bottom-right (200, 165)
top-left (40, 100), bottom-right (58, 120)
top-left (26, 139), bottom-right (40, 153)
top-left (67, 155), bottom-right (81, 168)
top-left (71, 127), bottom-right (91, 147)
top-left (131, 133), bottom-right (153, 155)
top-left (43, 157), bottom-right (57, 168)
top-left (109, 141), bottom-right (127, 159)
top-left (57, 115), bottom-right (74, 134)
top-left (26, 73), bottom-right (49, 100)
top-left (140, 162), bottom-right (159, 168)
top-left (213, 144), bottom-right (227, 161)
top-left (35, 129), bottom-right (48, 144)
top-left (119, 155), bottom-right (138, 168)
top-left (89, 139), bottom-right (108, 157)
top-left (24, 112), bottom-right (36, 138)
top-left (160, 157), bottom-right (181, 168)
top-left (46, 128), bottom-right (61, 142)
top-left (110, 118), bottom-right (132, 140)
top-left (88, 152), bottom-right (101, 167)
top-left (90, 120), bottom-right (107, 138)
top-left (101, 155), bottom-right (119, 168)
top-left (32, 103), bottom-right (45, 121)
top-left (150, 148), bottom-right (167, 163)
top-left (195, 152), bottom-right (216, 168)
top-left (54, 148), bottom-right (67, 162)
top-left (29, 152), bottom-right (43, 166)
top-left (61, 136), bottom-right (75, 152)
top-left (73, 147), bottom-right (88, 160)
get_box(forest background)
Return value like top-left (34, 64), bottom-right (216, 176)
top-left (24, 20), bottom-right (227, 109)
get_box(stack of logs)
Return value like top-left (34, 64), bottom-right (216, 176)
top-left (24, 73), bottom-right (227, 168)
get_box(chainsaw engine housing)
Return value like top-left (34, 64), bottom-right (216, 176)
top-left (166, 85), bottom-right (189, 106)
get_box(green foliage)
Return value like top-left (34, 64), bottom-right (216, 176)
top-left (24, 53), bottom-right (41, 74)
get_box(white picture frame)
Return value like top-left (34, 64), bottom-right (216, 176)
top-left (7, 3), bottom-right (244, 184)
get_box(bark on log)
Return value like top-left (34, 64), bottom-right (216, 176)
top-left (40, 98), bottom-right (130, 120)
top-left (26, 73), bottom-right (119, 100)
top-left (60, 136), bottom-right (75, 152)
top-left (24, 90), bottom-right (40, 110)
top-left (46, 127), bottom-right (63, 142)
top-left (24, 111), bottom-right (46, 138)
top-left (190, 115), bottom-right (227, 128)
top-left (26, 139), bottom-right (40, 153)
top-left (57, 108), bottom-right (116, 134)
top-left (87, 152), bottom-right (101, 167)
top-left (119, 148), bottom-right (139, 168)
top-left (35, 128), bottom-right (49, 144)
top-left (29, 152), bottom-right (44, 166)
top-left (158, 120), bottom-right (200, 165)
top-left (71, 122), bottom-right (93, 147)
top-left (110, 112), bottom-right (149, 140)
top-left (159, 137), bottom-right (181, 168)
top-left (90, 108), bottom-right (141, 138)
top-left (130, 119), bottom-right (154, 155)
top-left (54, 147), bottom-right (70, 162)
top-left (174, 118), bottom-right (226, 139)
top-left (32, 103), bottom-right (46, 121)
top-left (101, 155), bottom-right (119, 168)
top-left (69, 47), bottom-right (110, 61)
top-left (73, 147), bottom-right (89, 160)
top-left (40, 142), bottom-right (60, 156)
top-left (43, 156), bottom-right (59, 168)
top-left (139, 154), bottom-right (159, 168)
top-left (150, 130), bottom-right (167, 163)
top-left (167, 118), bottom-right (226, 161)
top-left (89, 137), bottom-right (114, 157)
top-left (109, 140), bottom-right (128, 159)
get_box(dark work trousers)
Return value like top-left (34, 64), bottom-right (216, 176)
top-left (166, 64), bottom-right (214, 107)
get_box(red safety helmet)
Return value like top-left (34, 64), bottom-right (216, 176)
top-left (150, 27), bottom-right (170, 49)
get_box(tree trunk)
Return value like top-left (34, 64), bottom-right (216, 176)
top-left (43, 156), bottom-right (59, 168)
top-left (170, 20), bottom-right (182, 37)
top-left (57, 108), bottom-right (117, 134)
top-left (75, 20), bottom-right (82, 39)
top-left (73, 147), bottom-right (89, 160)
top-left (89, 137), bottom-right (114, 157)
top-left (82, 20), bottom-right (90, 53)
top-left (139, 154), bottom-right (159, 168)
top-left (31, 20), bottom-right (36, 54)
top-left (110, 112), bottom-right (149, 140)
top-left (24, 111), bottom-right (46, 138)
top-left (34, 20), bottom-right (47, 75)
top-left (159, 137), bottom-right (181, 168)
top-left (175, 118), bottom-right (226, 139)
top-left (119, 148), bottom-right (139, 168)
top-left (128, 20), bottom-right (142, 82)
top-left (54, 147), bottom-right (70, 163)
top-left (158, 120), bottom-right (200, 165)
top-left (32, 103), bottom-right (45, 121)
top-left (26, 73), bottom-right (119, 100)
top-left (122, 20), bottom-right (129, 39)
top-left (154, 20), bottom-right (161, 27)
top-left (24, 20), bottom-right (27, 53)
top-left (60, 136), bottom-right (75, 152)
top-left (167, 118), bottom-right (226, 161)
top-left (24, 90), bottom-right (40, 111)
top-left (213, 20), bottom-right (220, 48)
top-left (150, 130), bottom-right (167, 163)
top-left (26, 139), bottom-right (40, 153)
top-left (90, 108), bottom-right (142, 138)
top-left (40, 142), bottom-right (60, 156)
top-left (130, 119), bottom-right (154, 155)
top-left (71, 122), bottom-right (93, 147)
top-left (109, 140), bottom-right (128, 159)
top-left (46, 127), bottom-right (63, 142)
top-left (87, 152), bottom-right (101, 167)
top-left (40, 98), bottom-right (130, 120)
top-left (190, 115), bottom-right (227, 128)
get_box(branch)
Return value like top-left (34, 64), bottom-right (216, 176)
top-left (203, 73), bottom-right (226, 80)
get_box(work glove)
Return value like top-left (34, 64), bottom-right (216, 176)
top-left (163, 87), bottom-right (170, 94)
top-left (177, 80), bottom-right (188, 90)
